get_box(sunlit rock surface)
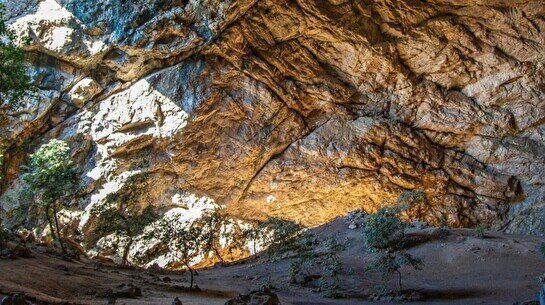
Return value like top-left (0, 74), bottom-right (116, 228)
top-left (1, 0), bottom-right (545, 243)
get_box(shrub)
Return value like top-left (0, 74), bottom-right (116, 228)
top-left (475, 224), bottom-right (486, 238)
top-left (0, 218), bottom-right (10, 245)
top-left (363, 205), bottom-right (422, 292)
top-left (289, 232), bottom-right (319, 285)
top-left (539, 242), bottom-right (545, 258)
top-left (319, 237), bottom-right (345, 298)
top-left (22, 139), bottom-right (79, 254)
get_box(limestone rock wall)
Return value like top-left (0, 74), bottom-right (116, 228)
top-left (1, 0), bottom-right (545, 234)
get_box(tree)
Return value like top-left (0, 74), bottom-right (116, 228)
top-left (92, 174), bottom-right (156, 266)
top-left (363, 205), bottom-right (422, 292)
top-left (0, 3), bottom-right (35, 114)
top-left (22, 139), bottom-right (79, 254)
top-left (151, 220), bottom-right (202, 290)
top-left (93, 205), bottom-right (157, 266)
top-left (242, 217), bottom-right (305, 255)
top-left (199, 209), bottom-right (228, 264)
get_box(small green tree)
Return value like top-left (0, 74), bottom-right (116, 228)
top-left (199, 209), bottom-right (228, 264)
top-left (22, 139), bottom-right (79, 254)
top-left (92, 174), bottom-right (156, 266)
top-left (0, 3), bottom-right (35, 113)
top-left (151, 220), bottom-right (202, 289)
top-left (538, 242), bottom-right (545, 258)
top-left (363, 206), bottom-right (422, 292)
top-left (242, 217), bottom-right (305, 255)
top-left (93, 205), bottom-right (157, 266)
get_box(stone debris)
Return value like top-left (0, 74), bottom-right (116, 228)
top-left (225, 286), bottom-right (281, 305)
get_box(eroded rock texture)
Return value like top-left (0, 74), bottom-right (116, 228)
top-left (1, 0), bottom-right (545, 235)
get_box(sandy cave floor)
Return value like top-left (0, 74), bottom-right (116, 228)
top-left (1, 219), bottom-right (545, 305)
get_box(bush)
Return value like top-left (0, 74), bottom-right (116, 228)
top-left (319, 237), bottom-right (345, 298)
top-left (363, 205), bottom-right (422, 292)
top-left (475, 224), bottom-right (486, 238)
top-left (539, 242), bottom-right (545, 258)
top-left (289, 232), bottom-right (319, 285)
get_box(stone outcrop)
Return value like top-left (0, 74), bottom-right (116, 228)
top-left (1, 0), bottom-right (545, 251)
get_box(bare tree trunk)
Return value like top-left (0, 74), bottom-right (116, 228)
top-left (184, 262), bottom-right (194, 289)
top-left (45, 204), bottom-right (55, 240)
top-left (213, 247), bottom-right (224, 264)
top-left (396, 270), bottom-right (403, 292)
top-left (121, 238), bottom-right (133, 267)
top-left (52, 204), bottom-right (66, 255)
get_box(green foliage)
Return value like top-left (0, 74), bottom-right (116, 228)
top-left (363, 205), bottom-right (423, 292)
top-left (0, 4), bottom-right (35, 112)
top-left (538, 242), bottom-right (545, 258)
top-left (0, 217), bottom-right (11, 245)
top-left (289, 232), bottom-right (319, 285)
top-left (242, 217), bottom-right (305, 255)
top-left (93, 205), bottom-right (157, 266)
top-left (143, 219), bottom-right (202, 289)
top-left (319, 237), bottom-right (345, 298)
top-left (22, 139), bottom-right (79, 253)
top-left (22, 139), bottom-right (79, 205)
top-left (199, 209), bottom-right (229, 264)
top-left (475, 224), bottom-right (486, 238)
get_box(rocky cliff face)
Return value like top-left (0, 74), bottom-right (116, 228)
top-left (1, 0), bottom-right (545, 235)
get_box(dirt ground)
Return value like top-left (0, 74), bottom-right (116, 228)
top-left (1, 219), bottom-right (545, 305)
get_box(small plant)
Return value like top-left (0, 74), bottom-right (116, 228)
top-left (22, 139), bottom-right (80, 254)
top-left (539, 242), bottom-right (545, 258)
top-left (363, 205), bottom-right (422, 293)
top-left (475, 224), bottom-right (486, 238)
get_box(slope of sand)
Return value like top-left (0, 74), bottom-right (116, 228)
top-left (1, 219), bottom-right (545, 305)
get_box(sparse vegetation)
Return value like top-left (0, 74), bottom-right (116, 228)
top-left (363, 205), bottom-right (423, 293)
top-left (0, 3), bottom-right (35, 114)
top-left (22, 139), bottom-right (79, 254)
top-left (0, 218), bottom-right (10, 245)
top-left (319, 237), bottom-right (345, 298)
top-left (289, 232), bottom-right (319, 285)
top-left (475, 224), bottom-right (486, 238)
top-left (242, 217), bottom-right (305, 255)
